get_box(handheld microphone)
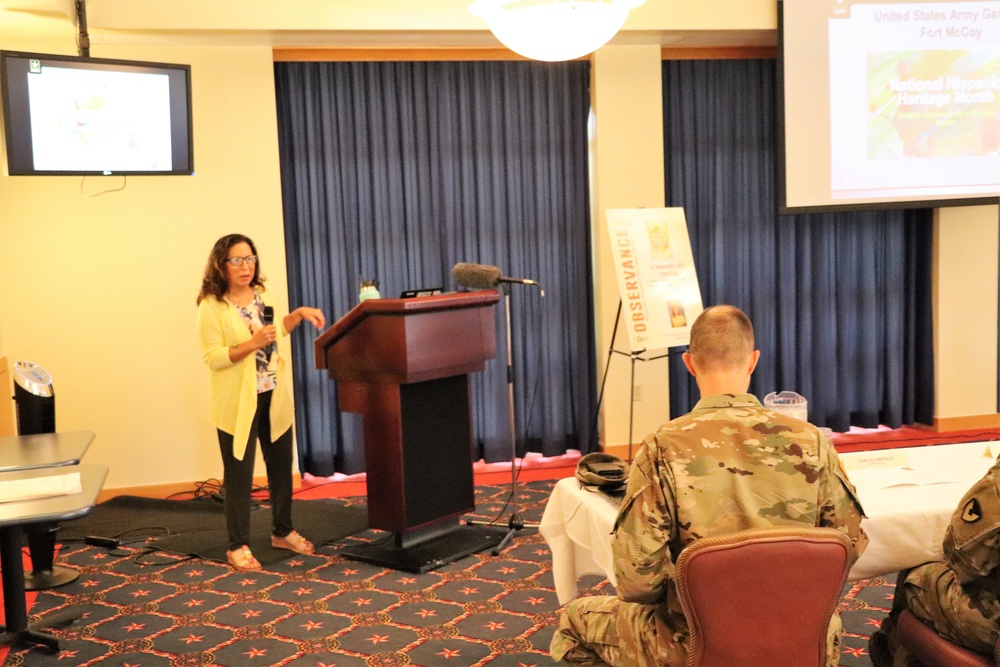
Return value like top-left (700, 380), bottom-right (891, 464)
top-left (452, 262), bottom-right (542, 291)
top-left (262, 306), bottom-right (275, 358)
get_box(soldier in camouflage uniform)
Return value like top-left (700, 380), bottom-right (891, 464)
top-left (870, 458), bottom-right (1000, 665)
top-left (551, 305), bottom-right (868, 667)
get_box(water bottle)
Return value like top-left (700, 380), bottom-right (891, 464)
top-left (359, 277), bottom-right (380, 302)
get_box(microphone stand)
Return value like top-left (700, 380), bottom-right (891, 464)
top-left (468, 282), bottom-right (539, 555)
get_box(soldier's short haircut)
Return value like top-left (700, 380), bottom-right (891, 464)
top-left (687, 305), bottom-right (755, 372)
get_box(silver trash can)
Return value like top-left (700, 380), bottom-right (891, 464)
top-left (11, 361), bottom-right (75, 589)
top-left (12, 360), bottom-right (55, 435)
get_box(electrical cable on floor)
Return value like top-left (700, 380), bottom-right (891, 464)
top-left (354, 530), bottom-right (394, 548)
top-left (165, 478), bottom-right (224, 502)
top-left (165, 478), bottom-right (268, 512)
top-left (63, 526), bottom-right (189, 568)
top-left (129, 548), bottom-right (195, 568)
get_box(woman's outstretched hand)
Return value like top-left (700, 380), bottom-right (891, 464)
top-left (286, 307), bottom-right (326, 333)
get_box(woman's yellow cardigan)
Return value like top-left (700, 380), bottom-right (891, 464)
top-left (196, 287), bottom-right (294, 460)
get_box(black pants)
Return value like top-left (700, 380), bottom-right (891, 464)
top-left (216, 390), bottom-right (294, 551)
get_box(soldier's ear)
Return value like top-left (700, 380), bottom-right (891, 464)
top-left (747, 349), bottom-right (761, 375)
top-left (682, 352), bottom-right (698, 377)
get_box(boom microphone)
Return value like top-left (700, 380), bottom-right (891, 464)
top-left (262, 306), bottom-right (275, 358)
top-left (451, 262), bottom-right (541, 290)
top-left (452, 263), bottom-right (502, 289)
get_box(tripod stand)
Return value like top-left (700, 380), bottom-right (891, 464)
top-left (469, 282), bottom-right (540, 555)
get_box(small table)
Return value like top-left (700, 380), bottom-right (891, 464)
top-left (0, 431), bottom-right (96, 590)
top-left (841, 441), bottom-right (997, 580)
top-left (0, 463), bottom-right (107, 650)
top-left (539, 477), bottom-right (619, 604)
top-left (0, 431), bottom-right (95, 472)
top-left (540, 441), bottom-right (997, 604)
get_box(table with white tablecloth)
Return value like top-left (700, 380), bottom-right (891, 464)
top-left (539, 440), bottom-right (998, 605)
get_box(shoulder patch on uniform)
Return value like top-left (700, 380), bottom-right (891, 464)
top-left (961, 498), bottom-right (982, 523)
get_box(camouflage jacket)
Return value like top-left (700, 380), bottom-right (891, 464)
top-left (942, 458), bottom-right (1000, 592)
top-left (611, 393), bottom-right (868, 622)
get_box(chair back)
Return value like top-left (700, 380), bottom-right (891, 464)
top-left (896, 609), bottom-right (996, 667)
top-left (675, 526), bottom-right (852, 667)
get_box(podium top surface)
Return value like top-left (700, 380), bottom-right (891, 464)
top-left (315, 290), bottom-right (500, 375)
top-left (0, 430), bottom-right (95, 472)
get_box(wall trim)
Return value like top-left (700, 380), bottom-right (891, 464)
top-left (662, 46), bottom-right (776, 60)
top-left (272, 46), bottom-right (777, 63)
top-left (273, 47), bottom-right (535, 62)
top-left (915, 413), bottom-right (1000, 433)
top-left (98, 474), bottom-right (303, 503)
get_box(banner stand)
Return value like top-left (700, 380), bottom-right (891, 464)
top-left (598, 207), bottom-right (703, 463)
top-left (590, 299), bottom-right (674, 463)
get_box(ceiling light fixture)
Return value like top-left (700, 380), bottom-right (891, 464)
top-left (469, 0), bottom-right (646, 62)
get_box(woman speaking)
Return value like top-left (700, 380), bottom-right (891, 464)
top-left (196, 233), bottom-right (325, 571)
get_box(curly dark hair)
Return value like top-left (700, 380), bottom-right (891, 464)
top-left (196, 233), bottom-right (266, 304)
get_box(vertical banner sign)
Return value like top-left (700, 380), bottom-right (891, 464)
top-left (606, 207), bottom-right (704, 352)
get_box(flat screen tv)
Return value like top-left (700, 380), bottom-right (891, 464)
top-left (0, 50), bottom-right (193, 176)
top-left (778, 0), bottom-right (1000, 212)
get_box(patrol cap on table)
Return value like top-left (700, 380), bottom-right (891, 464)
top-left (576, 452), bottom-right (629, 497)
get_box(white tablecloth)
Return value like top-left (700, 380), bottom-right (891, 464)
top-left (539, 441), bottom-right (998, 605)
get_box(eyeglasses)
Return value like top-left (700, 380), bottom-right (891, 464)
top-left (225, 256), bottom-right (258, 267)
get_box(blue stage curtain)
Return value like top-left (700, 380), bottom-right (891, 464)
top-left (274, 61), bottom-right (596, 476)
top-left (662, 59), bottom-right (935, 432)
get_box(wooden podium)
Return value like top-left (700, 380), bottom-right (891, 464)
top-left (314, 290), bottom-right (505, 572)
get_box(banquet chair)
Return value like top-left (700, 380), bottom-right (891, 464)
top-left (674, 526), bottom-right (852, 667)
top-left (894, 609), bottom-right (998, 667)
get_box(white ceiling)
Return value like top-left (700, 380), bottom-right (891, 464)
top-left (0, 0), bottom-right (777, 51)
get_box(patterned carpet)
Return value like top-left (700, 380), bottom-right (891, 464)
top-left (2, 480), bottom-right (892, 666)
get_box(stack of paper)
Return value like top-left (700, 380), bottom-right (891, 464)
top-left (0, 472), bottom-right (82, 503)
top-left (848, 467), bottom-right (965, 490)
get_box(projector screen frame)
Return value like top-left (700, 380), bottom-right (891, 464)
top-left (777, 0), bottom-right (1000, 214)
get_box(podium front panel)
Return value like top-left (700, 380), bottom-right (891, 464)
top-left (363, 376), bottom-right (475, 533)
top-left (400, 376), bottom-right (475, 528)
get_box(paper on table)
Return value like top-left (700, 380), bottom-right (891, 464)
top-left (987, 442), bottom-right (1000, 459)
top-left (847, 466), bottom-right (965, 490)
top-left (0, 472), bottom-right (82, 503)
top-left (842, 450), bottom-right (910, 472)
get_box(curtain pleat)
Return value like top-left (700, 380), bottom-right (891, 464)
top-left (274, 61), bottom-right (596, 476)
top-left (663, 59), bottom-right (935, 431)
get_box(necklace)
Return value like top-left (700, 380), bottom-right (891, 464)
top-left (227, 290), bottom-right (255, 308)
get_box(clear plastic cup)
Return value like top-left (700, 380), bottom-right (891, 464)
top-left (763, 391), bottom-right (808, 422)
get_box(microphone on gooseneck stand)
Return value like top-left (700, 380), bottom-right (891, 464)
top-left (262, 306), bottom-right (275, 359)
top-left (451, 262), bottom-right (544, 295)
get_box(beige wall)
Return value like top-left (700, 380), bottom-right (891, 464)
top-left (0, 39), bottom-right (290, 490)
top-left (590, 44), bottom-right (671, 453)
top-left (933, 205), bottom-right (1000, 428)
top-left (0, 357), bottom-right (14, 437)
